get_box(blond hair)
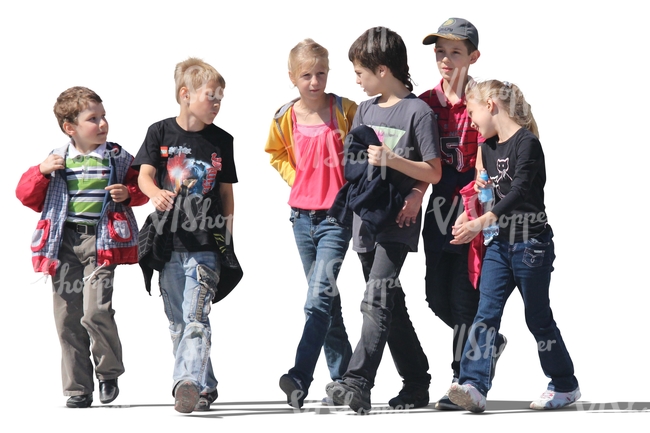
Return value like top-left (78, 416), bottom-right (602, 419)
top-left (53, 86), bottom-right (103, 135)
top-left (174, 57), bottom-right (225, 103)
top-left (288, 39), bottom-right (329, 79)
top-left (465, 79), bottom-right (539, 138)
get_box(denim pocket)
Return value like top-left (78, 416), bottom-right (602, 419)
top-left (289, 209), bottom-right (296, 227)
top-left (523, 247), bottom-right (545, 268)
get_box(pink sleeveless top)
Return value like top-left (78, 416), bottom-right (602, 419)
top-left (288, 97), bottom-right (346, 210)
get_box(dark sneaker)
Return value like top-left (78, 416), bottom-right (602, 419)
top-left (174, 380), bottom-right (200, 414)
top-left (435, 378), bottom-right (462, 410)
top-left (66, 394), bottom-right (93, 408)
top-left (279, 374), bottom-right (306, 409)
top-left (194, 389), bottom-right (218, 411)
top-left (326, 381), bottom-right (371, 414)
top-left (388, 385), bottom-right (429, 409)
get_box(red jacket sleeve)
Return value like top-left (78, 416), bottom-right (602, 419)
top-left (124, 166), bottom-right (148, 207)
top-left (16, 166), bottom-right (50, 212)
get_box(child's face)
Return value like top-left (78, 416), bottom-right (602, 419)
top-left (466, 97), bottom-right (495, 139)
top-left (291, 58), bottom-right (328, 102)
top-left (353, 62), bottom-right (381, 97)
top-left (186, 80), bottom-right (223, 126)
top-left (65, 101), bottom-right (108, 148)
top-left (434, 38), bottom-right (479, 84)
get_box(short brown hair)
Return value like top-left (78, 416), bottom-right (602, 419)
top-left (174, 57), bottom-right (226, 103)
top-left (53, 86), bottom-right (102, 134)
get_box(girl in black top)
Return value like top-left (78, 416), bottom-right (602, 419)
top-left (447, 79), bottom-right (580, 413)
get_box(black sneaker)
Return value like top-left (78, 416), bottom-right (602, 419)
top-left (388, 385), bottom-right (429, 409)
top-left (194, 389), bottom-right (218, 411)
top-left (279, 374), bottom-right (306, 408)
top-left (326, 381), bottom-right (371, 414)
top-left (435, 378), bottom-right (462, 410)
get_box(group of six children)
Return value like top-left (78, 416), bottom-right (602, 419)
top-left (16, 17), bottom-right (580, 415)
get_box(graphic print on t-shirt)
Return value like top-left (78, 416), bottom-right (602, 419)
top-left (164, 145), bottom-right (222, 195)
top-left (371, 126), bottom-right (405, 150)
top-left (494, 158), bottom-right (513, 199)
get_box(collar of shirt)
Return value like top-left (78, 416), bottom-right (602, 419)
top-left (67, 141), bottom-right (107, 159)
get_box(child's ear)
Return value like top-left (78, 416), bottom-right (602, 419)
top-left (62, 121), bottom-right (76, 137)
top-left (469, 49), bottom-right (480, 65)
top-left (486, 98), bottom-right (496, 113)
top-left (377, 65), bottom-right (387, 77)
top-left (179, 86), bottom-right (190, 102)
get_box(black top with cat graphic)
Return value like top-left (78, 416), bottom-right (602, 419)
top-left (481, 127), bottom-right (547, 243)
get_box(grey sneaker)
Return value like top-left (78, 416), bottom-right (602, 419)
top-left (174, 380), bottom-right (200, 414)
top-left (530, 387), bottom-right (581, 410)
top-left (326, 381), bottom-right (371, 414)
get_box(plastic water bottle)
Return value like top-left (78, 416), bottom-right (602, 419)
top-left (478, 169), bottom-right (499, 245)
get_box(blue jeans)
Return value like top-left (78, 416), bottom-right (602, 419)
top-left (160, 251), bottom-right (220, 395)
top-left (459, 227), bottom-right (578, 396)
top-left (345, 242), bottom-right (430, 391)
top-left (288, 209), bottom-right (353, 391)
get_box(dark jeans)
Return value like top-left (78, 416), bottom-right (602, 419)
top-left (344, 242), bottom-right (430, 391)
top-left (459, 227), bottom-right (579, 396)
top-left (425, 246), bottom-right (480, 378)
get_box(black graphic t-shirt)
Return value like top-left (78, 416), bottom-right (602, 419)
top-left (133, 117), bottom-right (238, 252)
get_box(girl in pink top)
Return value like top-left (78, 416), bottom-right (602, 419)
top-left (264, 38), bottom-right (357, 408)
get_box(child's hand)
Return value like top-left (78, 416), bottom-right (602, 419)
top-left (39, 154), bottom-right (65, 175)
top-left (151, 189), bottom-right (176, 212)
top-left (474, 176), bottom-right (491, 192)
top-left (368, 144), bottom-right (394, 167)
top-left (396, 188), bottom-right (423, 228)
top-left (450, 216), bottom-right (481, 245)
top-left (105, 184), bottom-right (130, 203)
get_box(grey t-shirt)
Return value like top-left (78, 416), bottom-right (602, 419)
top-left (351, 94), bottom-right (440, 252)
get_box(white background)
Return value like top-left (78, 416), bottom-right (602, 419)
top-left (1, 0), bottom-right (648, 430)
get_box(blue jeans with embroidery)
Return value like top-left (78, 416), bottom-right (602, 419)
top-left (288, 208), bottom-right (353, 392)
top-left (160, 251), bottom-right (220, 395)
top-left (459, 227), bottom-right (579, 396)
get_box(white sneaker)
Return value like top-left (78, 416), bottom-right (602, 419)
top-left (447, 383), bottom-right (486, 413)
top-left (530, 387), bottom-right (581, 410)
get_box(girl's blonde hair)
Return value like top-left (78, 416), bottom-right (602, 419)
top-left (465, 79), bottom-right (539, 138)
top-left (174, 57), bottom-right (225, 103)
top-left (288, 39), bottom-right (329, 79)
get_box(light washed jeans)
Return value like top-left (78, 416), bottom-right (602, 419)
top-left (160, 251), bottom-right (220, 395)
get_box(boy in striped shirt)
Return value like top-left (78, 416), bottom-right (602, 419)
top-left (16, 86), bottom-right (147, 408)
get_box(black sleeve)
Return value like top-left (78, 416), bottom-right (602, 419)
top-left (491, 134), bottom-right (544, 217)
top-left (216, 130), bottom-right (238, 184)
top-left (132, 122), bottom-right (162, 171)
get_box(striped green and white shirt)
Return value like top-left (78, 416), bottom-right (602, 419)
top-left (65, 143), bottom-right (109, 225)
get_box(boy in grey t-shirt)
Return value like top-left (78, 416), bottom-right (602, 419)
top-left (326, 27), bottom-right (441, 414)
